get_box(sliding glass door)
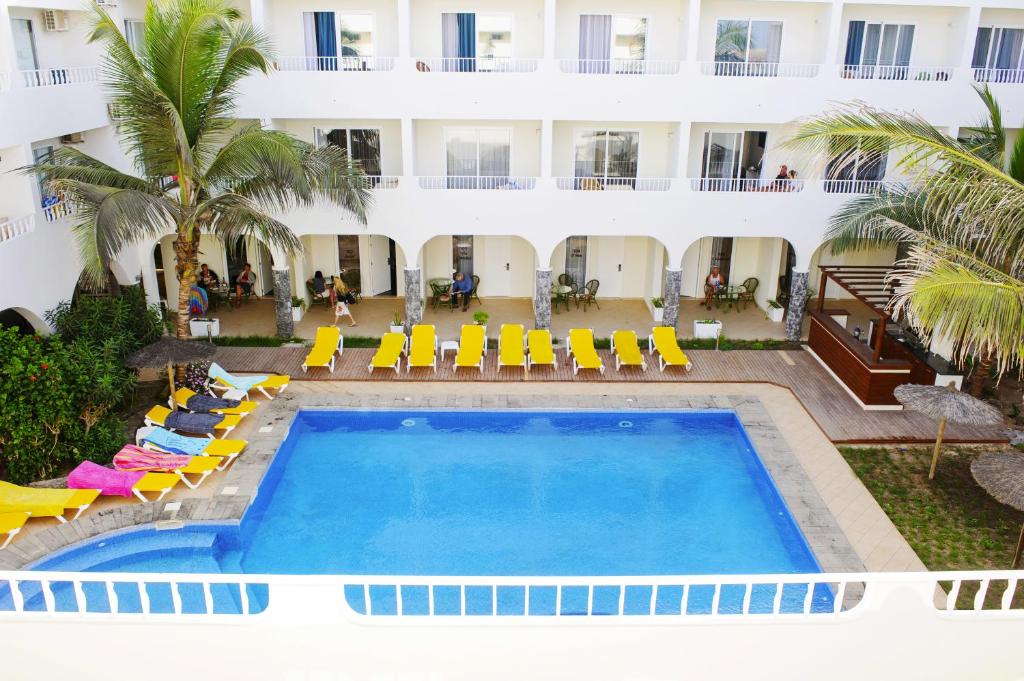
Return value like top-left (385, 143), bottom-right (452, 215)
top-left (824, 141), bottom-right (888, 193)
top-left (714, 19), bottom-right (783, 76)
top-left (573, 130), bottom-right (639, 188)
top-left (578, 15), bottom-right (647, 74)
top-left (973, 27), bottom-right (1024, 82)
top-left (320, 128), bottom-right (382, 183)
top-left (699, 131), bottom-right (767, 190)
top-left (445, 129), bottom-right (511, 188)
top-left (843, 22), bottom-right (914, 79)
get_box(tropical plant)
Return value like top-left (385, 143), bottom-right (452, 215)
top-left (788, 85), bottom-right (1024, 394)
top-left (25, 0), bottom-right (370, 339)
top-left (472, 310), bottom-right (489, 325)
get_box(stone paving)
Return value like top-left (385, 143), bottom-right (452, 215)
top-left (0, 382), bottom-right (924, 574)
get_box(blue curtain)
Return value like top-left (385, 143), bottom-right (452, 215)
top-left (844, 21), bottom-right (864, 66)
top-left (315, 12), bottom-right (337, 71)
top-left (457, 13), bottom-right (476, 72)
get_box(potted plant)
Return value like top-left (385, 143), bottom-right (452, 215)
top-left (290, 296), bottom-right (306, 322)
top-left (693, 318), bottom-right (722, 340)
top-left (473, 310), bottom-right (489, 326)
top-left (650, 297), bottom-right (664, 323)
top-left (390, 311), bottom-right (405, 334)
top-left (766, 299), bottom-right (784, 323)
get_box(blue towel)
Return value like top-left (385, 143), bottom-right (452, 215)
top-left (208, 362), bottom-right (268, 393)
top-left (141, 427), bottom-right (208, 456)
top-left (164, 410), bottom-right (222, 435)
top-left (185, 394), bottom-right (241, 413)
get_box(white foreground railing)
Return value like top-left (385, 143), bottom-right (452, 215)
top-left (555, 177), bottom-right (672, 191)
top-left (20, 67), bottom-right (100, 88)
top-left (276, 56), bottom-right (395, 72)
top-left (559, 59), bottom-right (680, 75)
top-left (361, 175), bottom-right (399, 189)
top-left (690, 177), bottom-right (805, 192)
top-left (3, 570), bottom-right (1022, 621)
top-left (700, 61), bottom-right (820, 78)
top-left (418, 176), bottom-right (536, 190)
top-left (42, 200), bottom-right (75, 222)
top-left (821, 179), bottom-right (888, 194)
top-left (0, 215), bottom-right (35, 244)
top-left (838, 64), bottom-right (954, 82)
top-left (973, 68), bottom-right (1024, 84)
top-left (415, 57), bottom-right (538, 73)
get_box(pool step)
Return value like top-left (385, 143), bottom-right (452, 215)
top-left (33, 529), bottom-right (219, 572)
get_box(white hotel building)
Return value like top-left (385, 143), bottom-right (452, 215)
top-left (1, 0), bottom-right (1023, 341)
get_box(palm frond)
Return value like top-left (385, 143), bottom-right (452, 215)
top-left (959, 84), bottom-right (1005, 167)
top-left (18, 147), bottom-right (157, 194)
top-left (1008, 128), bottom-right (1024, 184)
top-left (195, 194), bottom-right (302, 254)
top-left (824, 187), bottom-right (933, 254)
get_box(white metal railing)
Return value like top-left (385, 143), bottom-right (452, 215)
top-left (555, 177), bottom-right (672, 191)
top-left (973, 68), bottom-right (1024, 84)
top-left (558, 59), bottom-right (680, 75)
top-left (42, 200), bottom-right (75, 222)
top-left (415, 57), bottom-right (538, 73)
top-left (20, 67), bottom-right (100, 88)
top-left (690, 177), bottom-right (805, 192)
top-left (3, 570), bottom-right (1022, 620)
top-left (701, 61), bottom-right (820, 78)
top-left (362, 175), bottom-right (399, 189)
top-left (838, 64), bottom-right (954, 82)
top-left (0, 215), bottom-right (35, 244)
top-left (821, 179), bottom-right (888, 194)
top-left (417, 176), bottom-right (536, 190)
top-left (275, 56), bottom-right (396, 72)
top-left (0, 71), bottom-right (10, 93)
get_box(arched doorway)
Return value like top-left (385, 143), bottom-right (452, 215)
top-left (0, 307), bottom-right (45, 334)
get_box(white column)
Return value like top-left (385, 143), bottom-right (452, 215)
top-left (684, 0), bottom-right (702, 64)
top-left (674, 122), bottom-right (691, 180)
top-left (401, 118), bottom-right (415, 178)
top-left (541, 119), bottom-right (553, 179)
top-left (140, 251), bottom-right (162, 309)
top-left (248, 0), bottom-right (267, 28)
top-left (822, 1), bottom-right (844, 69)
top-left (542, 0), bottom-right (557, 72)
top-left (958, 5), bottom-right (983, 70)
top-left (397, 0), bottom-right (411, 60)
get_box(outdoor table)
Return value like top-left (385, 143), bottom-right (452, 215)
top-left (715, 285), bottom-right (746, 311)
top-left (552, 284), bottom-right (573, 313)
top-left (429, 278), bottom-right (453, 309)
top-left (440, 340), bottom-right (460, 360)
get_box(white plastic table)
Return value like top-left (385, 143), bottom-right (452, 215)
top-left (440, 340), bottom-right (460, 360)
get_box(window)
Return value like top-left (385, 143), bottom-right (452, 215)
top-left (698, 131), bottom-right (769, 190)
top-left (303, 12), bottom-right (337, 70)
top-left (303, 12), bottom-right (377, 71)
top-left (578, 15), bottom-right (647, 73)
top-left (32, 145), bottom-right (54, 203)
top-left (714, 19), bottom-right (783, 76)
top-left (476, 14), bottom-right (512, 70)
top-left (314, 127), bottom-right (382, 179)
top-left (444, 128), bottom-right (511, 188)
top-left (124, 20), bottom-right (145, 55)
top-left (573, 130), bottom-right (639, 188)
top-left (824, 140), bottom-right (887, 193)
top-left (843, 22), bottom-right (914, 80)
top-left (973, 27), bottom-right (1024, 82)
top-left (338, 13), bottom-right (374, 64)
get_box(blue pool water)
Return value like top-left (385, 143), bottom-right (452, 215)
top-left (34, 410), bottom-right (819, 577)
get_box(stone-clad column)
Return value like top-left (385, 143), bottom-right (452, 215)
top-left (785, 270), bottom-right (809, 342)
top-left (404, 267), bottom-right (422, 332)
top-left (272, 267), bottom-right (293, 338)
top-left (534, 268), bottom-right (552, 329)
top-left (662, 267), bottom-right (682, 330)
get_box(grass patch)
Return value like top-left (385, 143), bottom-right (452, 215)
top-left (839, 446), bottom-right (1024, 571)
top-left (211, 335), bottom-right (297, 347)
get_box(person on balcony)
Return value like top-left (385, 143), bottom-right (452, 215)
top-left (452, 272), bottom-right (472, 311)
top-left (704, 266), bottom-right (726, 310)
top-left (787, 169), bottom-right (800, 192)
top-left (771, 165), bottom-right (789, 191)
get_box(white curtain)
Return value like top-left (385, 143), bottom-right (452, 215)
top-left (478, 130), bottom-right (510, 177)
top-left (302, 12), bottom-right (317, 69)
top-left (578, 15), bottom-right (612, 73)
top-left (442, 13), bottom-right (459, 65)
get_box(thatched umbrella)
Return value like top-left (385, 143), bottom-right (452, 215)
top-left (124, 337), bottom-right (217, 397)
top-left (970, 452), bottom-right (1024, 568)
top-left (894, 382), bottom-right (1004, 480)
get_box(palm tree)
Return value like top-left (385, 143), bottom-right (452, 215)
top-left (788, 85), bottom-right (1024, 394)
top-left (26, 0), bottom-right (371, 338)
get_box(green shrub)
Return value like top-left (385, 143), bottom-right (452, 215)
top-left (46, 285), bottom-right (162, 355)
top-left (212, 335), bottom-right (288, 347)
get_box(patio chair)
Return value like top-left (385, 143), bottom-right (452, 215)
top-left (576, 279), bottom-right (600, 310)
top-left (207, 363), bottom-right (290, 400)
top-left (339, 270), bottom-right (361, 303)
top-left (469, 275), bottom-right (482, 306)
top-left (566, 328), bottom-right (605, 375)
top-left (137, 426), bottom-right (247, 471)
top-left (738, 277), bottom-right (759, 309)
top-left (0, 481), bottom-right (101, 523)
top-left (144, 405), bottom-right (242, 439)
top-left (611, 330), bottom-right (647, 371)
top-left (498, 324), bottom-right (526, 375)
top-left (302, 326), bottom-right (344, 373)
top-left (368, 332), bottom-right (406, 375)
top-left (527, 329), bottom-right (556, 370)
top-left (113, 444), bottom-right (221, 490)
top-left (407, 324), bottom-right (438, 373)
top-left (0, 512), bottom-right (29, 549)
top-left (67, 461), bottom-right (181, 503)
top-left (305, 280), bottom-right (331, 307)
top-left (169, 387), bottom-right (257, 416)
top-left (648, 326), bottom-right (692, 372)
top-left (453, 324), bottom-right (486, 372)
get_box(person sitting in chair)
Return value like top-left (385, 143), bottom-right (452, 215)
top-left (234, 263), bottom-right (256, 307)
top-left (452, 272), bottom-right (472, 311)
top-left (704, 266), bottom-right (726, 310)
top-left (311, 270), bottom-right (336, 306)
top-left (197, 263), bottom-right (219, 291)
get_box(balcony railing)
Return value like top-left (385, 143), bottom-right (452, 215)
top-left (276, 56), bottom-right (396, 72)
top-left (838, 64), bottom-right (954, 82)
top-left (362, 175), bottom-right (400, 189)
top-left (556, 177), bottom-right (672, 191)
top-left (0, 215), bottom-right (35, 244)
top-left (701, 61), bottom-right (820, 78)
top-left (415, 57), bottom-right (539, 73)
top-left (418, 176), bottom-right (537, 190)
top-left (42, 200), bottom-right (76, 222)
top-left (20, 67), bottom-right (100, 88)
top-left (973, 68), bottom-right (1024, 84)
top-left (821, 179), bottom-right (888, 194)
top-left (558, 59), bottom-right (680, 75)
top-left (690, 177), bottom-right (804, 192)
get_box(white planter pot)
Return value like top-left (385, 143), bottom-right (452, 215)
top-left (652, 307), bottom-right (664, 323)
top-left (767, 306), bottom-right (784, 323)
top-left (390, 324), bottom-right (405, 334)
top-left (693, 320), bottom-right (722, 339)
top-left (291, 306), bottom-right (305, 322)
top-left (189, 318), bottom-right (220, 338)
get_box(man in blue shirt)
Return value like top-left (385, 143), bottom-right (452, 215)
top-left (452, 272), bottom-right (472, 311)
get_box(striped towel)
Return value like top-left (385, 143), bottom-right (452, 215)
top-left (140, 427), bottom-right (207, 456)
top-left (113, 444), bottom-right (191, 472)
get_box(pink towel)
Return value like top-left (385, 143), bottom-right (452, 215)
top-left (68, 461), bottom-right (145, 498)
top-left (113, 444), bottom-right (190, 472)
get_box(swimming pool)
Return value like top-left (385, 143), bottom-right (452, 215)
top-left (34, 409), bottom-right (819, 578)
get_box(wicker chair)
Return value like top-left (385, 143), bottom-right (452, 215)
top-left (339, 270), bottom-right (361, 303)
top-left (576, 279), bottom-right (600, 310)
top-left (469, 275), bottom-right (482, 306)
top-left (305, 279), bottom-right (331, 307)
top-left (738, 277), bottom-right (759, 310)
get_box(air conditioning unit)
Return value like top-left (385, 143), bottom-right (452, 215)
top-left (59, 132), bottom-right (85, 144)
top-left (41, 10), bottom-right (69, 32)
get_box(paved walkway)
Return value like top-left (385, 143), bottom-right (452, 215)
top-left (210, 345), bottom-right (1006, 444)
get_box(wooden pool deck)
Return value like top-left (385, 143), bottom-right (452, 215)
top-left (209, 345), bottom-right (1006, 445)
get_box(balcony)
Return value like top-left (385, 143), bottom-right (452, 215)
top-left (0, 65), bottom-right (108, 148)
top-left (973, 68), bottom-right (1024, 84)
top-left (417, 176), bottom-right (536, 190)
top-left (19, 67), bottom-right (100, 88)
top-left (414, 57), bottom-right (538, 73)
top-left (557, 59), bottom-right (680, 75)
top-left (838, 64), bottom-right (956, 82)
top-left (276, 56), bottom-right (396, 72)
top-left (699, 62), bottom-right (820, 78)
top-left (42, 200), bottom-right (76, 223)
top-left (689, 177), bottom-right (805, 192)
top-left (0, 215), bottom-right (34, 245)
top-left (556, 177), bottom-right (673, 191)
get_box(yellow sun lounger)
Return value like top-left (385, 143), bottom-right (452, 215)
top-left (648, 326), bottom-right (693, 372)
top-left (0, 512), bottom-right (30, 549)
top-left (611, 330), bottom-right (648, 371)
top-left (454, 325), bottom-right (487, 373)
top-left (368, 332), bottom-right (406, 374)
top-left (136, 426), bottom-right (246, 471)
top-left (128, 473), bottom-right (182, 503)
top-left (527, 329), bottom-right (555, 370)
top-left (170, 387), bottom-right (257, 416)
top-left (566, 328), bottom-right (605, 375)
top-left (120, 456), bottom-right (221, 491)
top-left (144, 405), bottom-right (242, 439)
top-left (207, 362), bottom-right (290, 400)
top-left (302, 326), bottom-right (344, 373)
top-left (498, 324), bottom-right (526, 374)
top-left (0, 481), bottom-right (101, 523)
top-left (407, 324), bottom-right (437, 373)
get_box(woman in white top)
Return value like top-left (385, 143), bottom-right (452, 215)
top-left (704, 266), bottom-right (726, 310)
